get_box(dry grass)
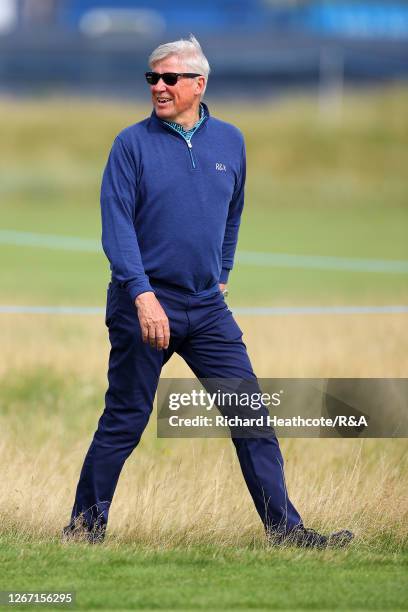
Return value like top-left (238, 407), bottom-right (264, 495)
top-left (0, 313), bottom-right (407, 549)
top-left (1, 311), bottom-right (407, 379)
top-left (1, 428), bottom-right (407, 550)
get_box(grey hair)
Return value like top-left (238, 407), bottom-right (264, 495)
top-left (148, 34), bottom-right (210, 95)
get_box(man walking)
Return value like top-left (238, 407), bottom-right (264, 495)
top-left (64, 35), bottom-right (353, 548)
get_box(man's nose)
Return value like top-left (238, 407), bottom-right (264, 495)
top-left (151, 78), bottom-right (167, 92)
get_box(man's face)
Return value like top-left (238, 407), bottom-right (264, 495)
top-left (149, 55), bottom-right (205, 123)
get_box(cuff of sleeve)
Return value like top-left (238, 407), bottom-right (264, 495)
top-left (219, 267), bottom-right (231, 284)
top-left (126, 278), bottom-right (154, 303)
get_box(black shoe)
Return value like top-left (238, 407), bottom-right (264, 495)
top-left (269, 526), bottom-right (354, 549)
top-left (62, 519), bottom-right (106, 544)
top-left (327, 529), bottom-right (355, 548)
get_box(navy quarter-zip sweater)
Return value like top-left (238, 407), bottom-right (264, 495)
top-left (100, 103), bottom-right (246, 302)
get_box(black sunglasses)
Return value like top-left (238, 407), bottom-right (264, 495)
top-left (145, 72), bottom-right (202, 86)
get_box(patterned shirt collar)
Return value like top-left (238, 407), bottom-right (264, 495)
top-left (162, 103), bottom-right (206, 140)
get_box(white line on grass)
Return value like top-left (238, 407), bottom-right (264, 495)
top-left (1, 230), bottom-right (408, 274)
top-left (0, 229), bottom-right (100, 252)
top-left (1, 305), bottom-right (407, 316)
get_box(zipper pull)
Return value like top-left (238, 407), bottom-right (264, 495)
top-left (187, 140), bottom-right (192, 148)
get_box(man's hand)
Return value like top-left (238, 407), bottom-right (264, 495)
top-left (135, 292), bottom-right (170, 350)
top-left (219, 283), bottom-right (227, 294)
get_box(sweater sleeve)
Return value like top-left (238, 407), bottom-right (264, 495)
top-left (220, 139), bottom-right (246, 283)
top-left (100, 136), bottom-right (153, 302)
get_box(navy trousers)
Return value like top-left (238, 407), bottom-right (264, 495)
top-left (69, 280), bottom-right (302, 536)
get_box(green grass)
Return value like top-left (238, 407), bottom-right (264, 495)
top-left (1, 536), bottom-right (408, 610)
top-left (0, 87), bottom-right (407, 306)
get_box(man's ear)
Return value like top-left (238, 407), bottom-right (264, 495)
top-left (195, 76), bottom-right (206, 96)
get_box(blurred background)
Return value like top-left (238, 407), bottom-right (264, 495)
top-left (1, 0), bottom-right (408, 97)
top-left (1, 0), bottom-right (407, 309)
